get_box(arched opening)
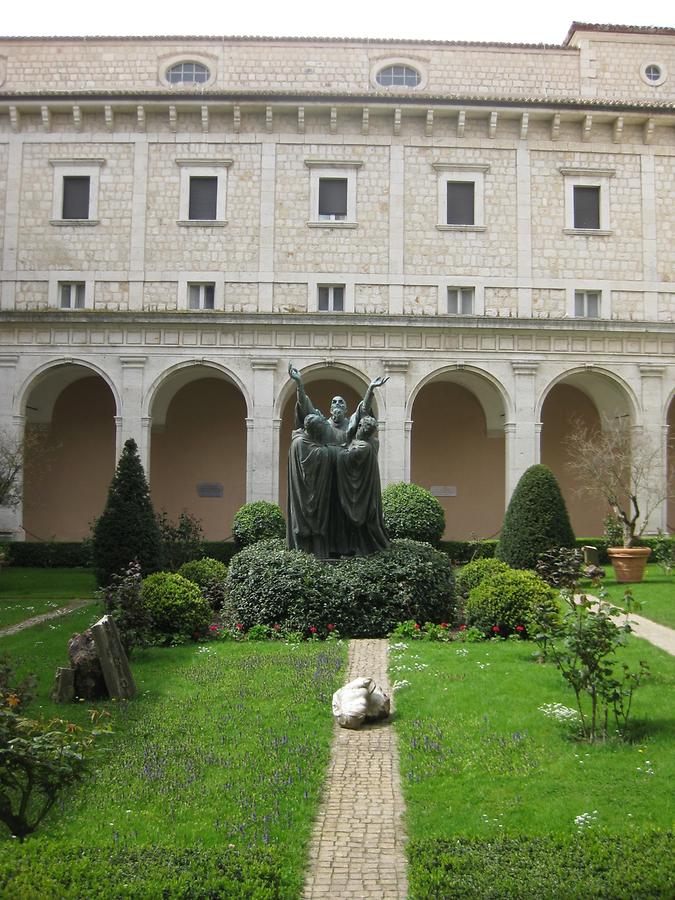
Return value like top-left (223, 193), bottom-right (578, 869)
top-left (540, 373), bottom-right (634, 538)
top-left (667, 396), bottom-right (675, 534)
top-left (149, 373), bottom-right (247, 540)
top-left (410, 376), bottom-right (506, 541)
top-left (278, 372), bottom-right (368, 513)
top-left (23, 367), bottom-right (117, 541)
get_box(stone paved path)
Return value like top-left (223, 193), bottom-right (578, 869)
top-left (580, 594), bottom-right (675, 657)
top-left (0, 598), bottom-right (94, 637)
top-left (303, 638), bottom-right (408, 899)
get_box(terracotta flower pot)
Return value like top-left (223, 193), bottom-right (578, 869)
top-left (607, 546), bottom-right (652, 583)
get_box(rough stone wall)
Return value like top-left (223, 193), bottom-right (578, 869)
top-left (655, 156), bottom-right (675, 283)
top-left (273, 283), bottom-right (308, 314)
top-left (355, 284), bottom-right (389, 315)
top-left (403, 285), bottom-right (437, 316)
top-left (532, 289), bottom-right (566, 319)
top-left (14, 281), bottom-right (48, 310)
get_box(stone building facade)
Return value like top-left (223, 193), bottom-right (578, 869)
top-left (0, 23), bottom-right (673, 541)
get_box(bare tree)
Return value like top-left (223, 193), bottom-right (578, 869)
top-left (564, 416), bottom-right (673, 547)
top-left (0, 430), bottom-right (25, 509)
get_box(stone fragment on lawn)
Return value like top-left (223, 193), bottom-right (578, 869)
top-left (332, 677), bottom-right (390, 729)
top-left (67, 628), bottom-right (107, 700)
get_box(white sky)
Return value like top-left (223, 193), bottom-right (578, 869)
top-left (1, 0), bottom-right (673, 44)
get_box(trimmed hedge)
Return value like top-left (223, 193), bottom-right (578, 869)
top-left (407, 832), bottom-right (674, 899)
top-left (455, 558), bottom-right (510, 599)
top-left (227, 538), bottom-right (456, 637)
top-left (232, 501), bottom-right (286, 548)
top-left (496, 464), bottom-right (575, 569)
top-left (0, 542), bottom-right (92, 568)
top-left (381, 483), bottom-right (445, 544)
top-left (178, 557), bottom-right (228, 610)
top-left (140, 572), bottom-right (212, 641)
top-left (0, 842), bottom-right (287, 899)
top-left (464, 568), bottom-right (558, 637)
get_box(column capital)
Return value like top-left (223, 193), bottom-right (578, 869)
top-left (0, 355), bottom-right (19, 368)
top-left (638, 364), bottom-right (665, 379)
top-left (511, 362), bottom-right (538, 377)
top-left (250, 357), bottom-right (279, 371)
top-left (120, 356), bottom-right (147, 368)
top-left (382, 359), bottom-right (409, 373)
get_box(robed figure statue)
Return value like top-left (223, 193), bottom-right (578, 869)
top-left (286, 364), bottom-right (390, 559)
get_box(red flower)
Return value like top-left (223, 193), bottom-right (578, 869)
top-left (516, 625), bottom-right (525, 633)
top-left (440, 622), bottom-right (449, 629)
top-left (273, 623), bottom-right (281, 632)
top-left (414, 623), bottom-right (421, 631)
top-left (235, 623), bottom-right (243, 631)
top-left (309, 626), bottom-right (318, 634)
top-left (209, 624), bottom-right (218, 632)
top-left (327, 623), bottom-right (335, 631)
top-left (492, 625), bottom-right (500, 633)
top-left (459, 624), bottom-right (466, 631)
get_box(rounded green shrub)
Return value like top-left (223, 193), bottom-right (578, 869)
top-left (337, 539), bottom-right (456, 637)
top-left (465, 568), bottom-right (558, 637)
top-left (455, 558), bottom-right (511, 599)
top-left (139, 572), bottom-right (212, 641)
top-left (178, 557), bottom-right (229, 610)
top-left (381, 482), bottom-right (445, 544)
top-left (232, 501), bottom-right (286, 548)
top-left (496, 465), bottom-right (575, 570)
top-left (226, 538), bottom-right (455, 638)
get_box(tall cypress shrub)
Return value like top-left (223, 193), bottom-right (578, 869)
top-left (92, 438), bottom-right (162, 586)
top-left (496, 464), bottom-right (575, 569)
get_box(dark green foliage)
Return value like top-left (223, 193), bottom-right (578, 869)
top-left (232, 501), bottom-right (286, 548)
top-left (178, 557), bottom-right (229, 610)
top-left (100, 560), bottom-right (150, 654)
top-left (455, 558), bottom-right (510, 599)
top-left (156, 511), bottom-right (204, 571)
top-left (227, 539), bottom-right (455, 638)
top-left (465, 568), bottom-right (558, 637)
top-left (536, 547), bottom-right (584, 588)
top-left (139, 572), bottom-right (212, 642)
top-left (201, 540), bottom-right (239, 565)
top-left (91, 438), bottom-right (162, 587)
top-left (0, 656), bottom-right (104, 840)
top-left (381, 482), bottom-right (445, 544)
top-left (496, 465), bottom-right (575, 569)
top-left (407, 832), bottom-right (674, 900)
top-left (0, 542), bottom-right (92, 568)
top-left (0, 843), bottom-right (287, 899)
top-left (438, 539), bottom-right (497, 563)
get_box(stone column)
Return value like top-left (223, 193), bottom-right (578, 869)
top-left (0, 355), bottom-right (24, 538)
top-left (505, 363), bottom-right (540, 506)
top-left (246, 358), bottom-right (279, 503)
top-left (638, 365), bottom-right (668, 533)
top-left (380, 360), bottom-right (409, 487)
top-left (117, 356), bottom-right (148, 470)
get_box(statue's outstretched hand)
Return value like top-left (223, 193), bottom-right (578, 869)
top-left (369, 375), bottom-right (389, 390)
top-left (288, 363), bottom-right (302, 383)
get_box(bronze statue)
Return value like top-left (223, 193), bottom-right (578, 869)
top-left (287, 364), bottom-right (390, 558)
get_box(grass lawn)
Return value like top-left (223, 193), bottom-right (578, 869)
top-left (596, 563), bottom-right (675, 630)
top-left (392, 636), bottom-right (674, 897)
top-left (0, 568), bottom-right (96, 629)
top-left (0, 606), bottom-right (346, 897)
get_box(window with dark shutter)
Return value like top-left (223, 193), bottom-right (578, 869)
top-left (188, 176), bottom-right (218, 220)
top-left (318, 178), bottom-right (348, 220)
top-left (446, 182), bottom-right (474, 225)
top-left (62, 176), bottom-right (90, 219)
top-left (573, 186), bottom-right (600, 229)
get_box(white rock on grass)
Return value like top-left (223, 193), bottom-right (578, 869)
top-left (332, 677), bottom-right (390, 729)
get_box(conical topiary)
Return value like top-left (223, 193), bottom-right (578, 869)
top-left (496, 464), bottom-right (575, 569)
top-left (92, 438), bottom-right (162, 586)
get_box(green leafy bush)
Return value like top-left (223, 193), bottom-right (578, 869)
top-left (0, 843), bottom-right (286, 899)
top-left (496, 464), bottom-right (575, 569)
top-left (139, 572), bottom-right (211, 642)
top-left (100, 560), bottom-right (151, 654)
top-left (455, 558), bottom-right (510, 599)
top-left (157, 510), bottom-right (204, 570)
top-left (227, 538), bottom-right (455, 638)
top-left (178, 557), bottom-right (229, 610)
top-left (232, 500), bottom-right (286, 547)
top-left (407, 833), bottom-right (674, 900)
top-left (91, 438), bottom-right (162, 587)
top-left (465, 568), bottom-right (558, 637)
top-left (381, 482), bottom-right (445, 544)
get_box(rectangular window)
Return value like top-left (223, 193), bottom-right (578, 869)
top-left (188, 283), bottom-right (215, 310)
top-left (446, 182), bottom-right (475, 226)
top-left (59, 282), bottom-right (86, 309)
top-left (318, 285), bottom-right (345, 312)
top-left (188, 176), bottom-right (218, 220)
top-left (62, 176), bottom-right (90, 219)
top-left (447, 287), bottom-right (474, 315)
top-left (574, 290), bottom-right (600, 318)
top-left (318, 178), bottom-right (348, 221)
top-left (573, 186), bottom-right (600, 229)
